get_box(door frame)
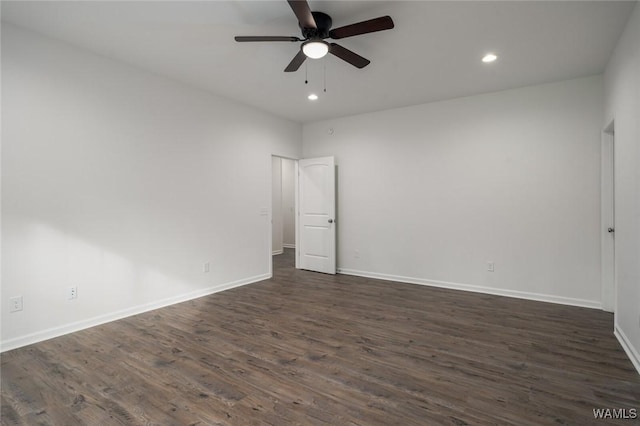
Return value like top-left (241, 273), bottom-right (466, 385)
top-left (269, 154), bottom-right (336, 275)
top-left (601, 120), bottom-right (615, 313)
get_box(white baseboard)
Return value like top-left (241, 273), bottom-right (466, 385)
top-left (337, 268), bottom-right (602, 310)
top-left (614, 324), bottom-right (640, 375)
top-left (0, 273), bottom-right (270, 353)
top-left (283, 244), bottom-right (295, 249)
top-left (272, 249), bottom-right (283, 255)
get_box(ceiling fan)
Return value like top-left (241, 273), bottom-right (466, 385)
top-left (234, 0), bottom-right (394, 72)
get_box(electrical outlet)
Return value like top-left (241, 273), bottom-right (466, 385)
top-left (487, 262), bottom-right (495, 272)
top-left (9, 296), bottom-right (23, 313)
top-left (203, 262), bottom-right (210, 273)
top-left (68, 286), bottom-right (78, 300)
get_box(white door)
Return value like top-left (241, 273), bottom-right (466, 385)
top-left (297, 156), bottom-right (336, 274)
top-left (601, 125), bottom-right (615, 312)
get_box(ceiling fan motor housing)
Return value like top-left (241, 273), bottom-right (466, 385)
top-left (301, 12), bottom-right (332, 39)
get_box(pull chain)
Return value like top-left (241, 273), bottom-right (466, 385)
top-left (323, 60), bottom-right (327, 93)
top-left (305, 62), bottom-right (308, 84)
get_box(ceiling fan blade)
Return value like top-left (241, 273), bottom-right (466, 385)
top-left (329, 16), bottom-right (394, 39)
top-left (287, 0), bottom-right (317, 29)
top-left (235, 36), bottom-right (301, 42)
top-left (329, 43), bottom-right (370, 69)
top-left (284, 49), bottom-right (307, 72)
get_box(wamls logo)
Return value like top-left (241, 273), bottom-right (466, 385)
top-left (593, 408), bottom-right (637, 419)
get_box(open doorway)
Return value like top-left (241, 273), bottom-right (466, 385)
top-left (271, 156), bottom-right (297, 274)
top-left (270, 155), bottom-right (337, 277)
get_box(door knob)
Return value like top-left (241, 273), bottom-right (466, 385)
top-left (608, 227), bottom-right (615, 233)
top-left (328, 219), bottom-right (334, 223)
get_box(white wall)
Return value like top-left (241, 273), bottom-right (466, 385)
top-left (282, 158), bottom-right (296, 248)
top-left (1, 24), bottom-right (301, 350)
top-left (304, 75), bottom-right (603, 308)
top-left (604, 3), bottom-right (640, 373)
top-left (271, 156), bottom-right (283, 254)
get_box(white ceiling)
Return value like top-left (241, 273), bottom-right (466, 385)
top-left (1, 1), bottom-right (636, 123)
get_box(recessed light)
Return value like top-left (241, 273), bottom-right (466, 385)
top-left (482, 53), bottom-right (498, 63)
top-left (308, 93), bottom-right (318, 101)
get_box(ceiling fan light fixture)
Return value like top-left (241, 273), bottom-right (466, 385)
top-left (234, 2), bottom-right (395, 72)
top-left (302, 40), bottom-right (329, 59)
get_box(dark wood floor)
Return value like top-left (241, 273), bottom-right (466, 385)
top-left (2, 249), bottom-right (639, 425)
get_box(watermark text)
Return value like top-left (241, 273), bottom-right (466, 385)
top-left (593, 408), bottom-right (637, 420)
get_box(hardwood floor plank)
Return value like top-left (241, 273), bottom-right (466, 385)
top-left (2, 248), bottom-right (639, 425)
